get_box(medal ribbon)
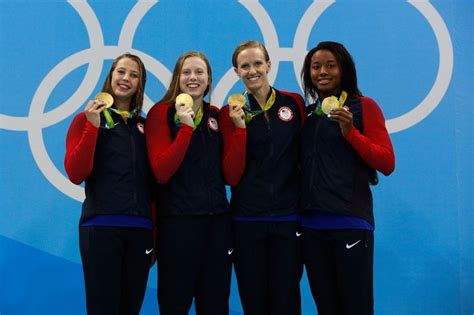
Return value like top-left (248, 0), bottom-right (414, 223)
top-left (313, 90), bottom-right (348, 116)
top-left (103, 108), bottom-right (137, 129)
top-left (174, 105), bottom-right (204, 129)
top-left (103, 109), bottom-right (115, 129)
top-left (110, 107), bottom-right (135, 120)
top-left (242, 88), bottom-right (276, 123)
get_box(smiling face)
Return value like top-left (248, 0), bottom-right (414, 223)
top-left (234, 47), bottom-right (271, 94)
top-left (110, 57), bottom-right (140, 106)
top-left (310, 49), bottom-right (342, 99)
top-left (179, 56), bottom-right (210, 101)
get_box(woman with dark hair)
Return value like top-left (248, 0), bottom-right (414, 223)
top-left (146, 51), bottom-right (240, 315)
top-left (220, 40), bottom-right (305, 315)
top-left (300, 41), bottom-right (395, 315)
top-left (65, 53), bottom-right (154, 314)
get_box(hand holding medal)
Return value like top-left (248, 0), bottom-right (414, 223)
top-left (84, 92), bottom-right (114, 128)
top-left (95, 92), bottom-right (115, 128)
top-left (176, 93), bottom-right (194, 110)
top-left (175, 93), bottom-right (198, 128)
top-left (320, 91), bottom-right (352, 136)
top-left (321, 96), bottom-right (341, 116)
top-left (227, 93), bottom-right (246, 128)
top-left (95, 92), bottom-right (114, 108)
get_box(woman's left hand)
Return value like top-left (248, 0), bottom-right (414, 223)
top-left (329, 107), bottom-right (353, 136)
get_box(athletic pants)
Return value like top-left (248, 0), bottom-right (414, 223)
top-left (301, 228), bottom-right (374, 315)
top-left (79, 226), bottom-right (153, 315)
top-left (233, 220), bottom-right (302, 315)
top-left (157, 213), bottom-right (233, 315)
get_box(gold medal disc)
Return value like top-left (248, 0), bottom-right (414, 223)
top-left (95, 92), bottom-right (114, 108)
top-left (227, 94), bottom-right (246, 107)
top-left (176, 93), bottom-right (194, 109)
top-left (321, 96), bottom-right (340, 115)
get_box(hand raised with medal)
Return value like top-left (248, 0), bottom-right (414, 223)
top-left (84, 100), bottom-right (107, 128)
top-left (227, 94), bottom-right (246, 129)
top-left (85, 92), bottom-right (114, 128)
top-left (329, 106), bottom-right (353, 136)
top-left (175, 93), bottom-right (195, 128)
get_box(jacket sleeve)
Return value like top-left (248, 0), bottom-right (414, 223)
top-left (344, 97), bottom-right (395, 176)
top-left (219, 104), bottom-right (247, 186)
top-left (145, 103), bottom-right (193, 183)
top-left (64, 112), bottom-right (99, 184)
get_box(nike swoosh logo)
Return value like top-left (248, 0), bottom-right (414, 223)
top-left (296, 232), bottom-right (302, 237)
top-left (228, 248), bottom-right (234, 255)
top-left (145, 248), bottom-right (153, 255)
top-left (346, 240), bottom-right (361, 249)
top-left (105, 122), bottom-right (120, 129)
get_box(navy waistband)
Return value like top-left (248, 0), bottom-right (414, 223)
top-left (81, 214), bottom-right (153, 230)
top-left (301, 210), bottom-right (373, 230)
top-left (233, 213), bottom-right (300, 222)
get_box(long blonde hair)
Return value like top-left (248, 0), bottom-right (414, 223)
top-left (159, 51), bottom-right (212, 104)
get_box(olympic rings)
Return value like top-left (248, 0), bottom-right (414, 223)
top-left (0, 1), bottom-right (453, 201)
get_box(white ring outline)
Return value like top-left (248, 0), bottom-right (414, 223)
top-left (0, 1), bottom-right (454, 200)
top-left (212, 0), bottom-right (453, 134)
top-left (386, 1), bottom-right (453, 133)
top-left (4, 1), bottom-right (171, 201)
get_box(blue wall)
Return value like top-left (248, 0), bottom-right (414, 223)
top-left (1, 1), bottom-right (472, 314)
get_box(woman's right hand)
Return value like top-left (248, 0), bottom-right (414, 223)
top-left (229, 104), bottom-right (246, 129)
top-left (84, 100), bottom-right (106, 128)
top-left (175, 102), bottom-right (195, 128)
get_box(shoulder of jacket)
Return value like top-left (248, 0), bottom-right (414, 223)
top-left (278, 89), bottom-right (304, 102)
top-left (208, 104), bottom-right (221, 113)
top-left (359, 96), bottom-right (378, 107)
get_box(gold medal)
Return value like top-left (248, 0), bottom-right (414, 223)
top-left (227, 93), bottom-right (246, 108)
top-left (228, 93), bottom-right (247, 123)
top-left (321, 96), bottom-right (340, 115)
top-left (95, 92), bottom-right (114, 108)
top-left (176, 93), bottom-right (194, 109)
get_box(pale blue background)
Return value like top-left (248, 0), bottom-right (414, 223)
top-left (0, 1), bottom-right (472, 314)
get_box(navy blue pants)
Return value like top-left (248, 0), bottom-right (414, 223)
top-left (302, 228), bottom-right (374, 315)
top-left (233, 220), bottom-right (303, 315)
top-left (79, 226), bottom-right (153, 315)
top-left (157, 214), bottom-right (233, 315)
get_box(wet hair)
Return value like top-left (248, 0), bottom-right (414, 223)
top-left (102, 52), bottom-right (147, 114)
top-left (232, 40), bottom-right (270, 68)
top-left (159, 51), bottom-right (212, 104)
top-left (301, 41), bottom-right (362, 101)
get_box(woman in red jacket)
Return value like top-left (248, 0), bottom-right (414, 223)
top-left (300, 41), bottom-right (395, 315)
top-left (146, 51), bottom-right (243, 315)
top-left (64, 53), bottom-right (154, 315)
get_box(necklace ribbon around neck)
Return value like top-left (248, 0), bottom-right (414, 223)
top-left (242, 87), bottom-right (276, 123)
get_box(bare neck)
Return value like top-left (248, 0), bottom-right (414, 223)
top-left (249, 84), bottom-right (271, 108)
top-left (193, 98), bottom-right (204, 113)
top-left (114, 99), bottom-right (131, 111)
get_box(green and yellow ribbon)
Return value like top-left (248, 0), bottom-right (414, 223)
top-left (242, 88), bottom-right (276, 123)
top-left (103, 108), bottom-right (136, 128)
top-left (313, 90), bottom-right (348, 117)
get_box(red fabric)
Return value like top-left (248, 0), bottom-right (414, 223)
top-left (64, 112), bottom-right (99, 184)
top-left (344, 97), bottom-right (395, 176)
top-left (219, 105), bottom-right (247, 187)
top-left (145, 102), bottom-right (193, 183)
